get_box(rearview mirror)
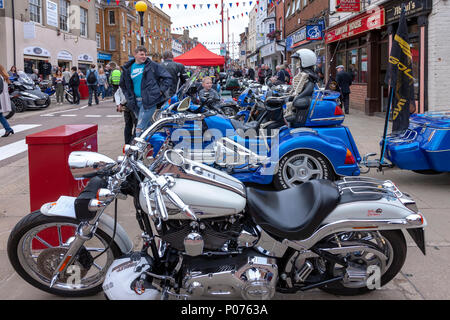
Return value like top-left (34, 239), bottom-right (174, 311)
top-left (164, 149), bottom-right (185, 166)
top-left (69, 151), bottom-right (116, 180)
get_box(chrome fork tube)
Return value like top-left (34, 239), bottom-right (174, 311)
top-left (49, 205), bottom-right (109, 288)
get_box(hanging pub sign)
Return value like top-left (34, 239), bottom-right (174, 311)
top-left (306, 24), bottom-right (323, 41)
top-left (336, 0), bottom-right (361, 12)
top-left (325, 8), bottom-right (385, 43)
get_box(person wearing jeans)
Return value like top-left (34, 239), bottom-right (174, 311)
top-left (86, 64), bottom-right (99, 106)
top-left (97, 68), bottom-right (108, 100)
top-left (0, 65), bottom-right (14, 137)
top-left (120, 46), bottom-right (172, 135)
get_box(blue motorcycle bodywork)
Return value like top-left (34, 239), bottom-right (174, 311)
top-left (384, 111), bottom-right (450, 172)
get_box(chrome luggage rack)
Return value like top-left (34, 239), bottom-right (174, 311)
top-left (336, 177), bottom-right (403, 199)
top-left (387, 129), bottom-right (418, 143)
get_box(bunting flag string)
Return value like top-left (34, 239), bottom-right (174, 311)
top-left (97, 0), bottom-right (267, 10)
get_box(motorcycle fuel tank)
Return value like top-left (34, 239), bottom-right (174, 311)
top-left (139, 178), bottom-right (247, 219)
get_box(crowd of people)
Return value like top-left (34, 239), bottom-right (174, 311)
top-left (0, 46), bottom-right (354, 143)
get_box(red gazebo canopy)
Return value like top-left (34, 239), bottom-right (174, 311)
top-left (174, 44), bottom-right (225, 66)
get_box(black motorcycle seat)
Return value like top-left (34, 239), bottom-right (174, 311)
top-left (246, 180), bottom-right (340, 240)
top-left (293, 96), bottom-right (312, 110)
top-left (230, 119), bottom-right (259, 132)
top-left (265, 97), bottom-right (286, 109)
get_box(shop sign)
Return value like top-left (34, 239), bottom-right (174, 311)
top-left (336, 0), bottom-right (361, 12)
top-left (57, 50), bottom-right (73, 61)
top-left (24, 46), bottom-right (51, 57)
top-left (385, 0), bottom-right (432, 23)
top-left (0, 0), bottom-right (5, 9)
top-left (98, 53), bottom-right (112, 61)
top-left (292, 27), bottom-right (307, 47)
top-left (286, 36), bottom-right (293, 51)
top-left (78, 54), bottom-right (94, 62)
top-left (306, 24), bottom-right (323, 41)
top-left (260, 42), bottom-right (276, 57)
top-left (325, 8), bottom-right (385, 43)
top-left (23, 22), bottom-right (36, 39)
top-left (46, 0), bottom-right (58, 28)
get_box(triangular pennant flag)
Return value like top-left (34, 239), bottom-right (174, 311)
top-left (229, 3), bottom-right (232, 7)
top-left (200, 4), bottom-right (203, 9)
top-left (192, 4), bottom-right (196, 9)
top-left (215, 3), bottom-right (218, 8)
top-left (236, 2), bottom-right (239, 6)
top-left (184, 4), bottom-right (187, 9)
top-left (160, 4), bottom-right (163, 9)
top-left (168, 3), bottom-right (171, 9)
top-left (249, 1), bottom-right (252, 6)
top-left (176, 4), bottom-right (180, 9)
top-left (207, 4), bottom-right (211, 9)
top-left (256, 0), bottom-right (259, 4)
top-left (116, 0), bottom-right (119, 5)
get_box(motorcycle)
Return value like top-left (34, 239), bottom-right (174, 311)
top-left (8, 71), bottom-right (50, 112)
top-left (7, 106), bottom-right (427, 299)
top-left (149, 86), bottom-right (361, 189)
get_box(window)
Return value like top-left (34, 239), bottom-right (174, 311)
top-left (29, 0), bottom-right (42, 24)
top-left (59, 0), bottom-right (69, 31)
top-left (127, 20), bottom-right (132, 34)
top-left (285, 4), bottom-right (291, 18)
top-left (80, 7), bottom-right (88, 37)
top-left (303, 0), bottom-right (308, 8)
top-left (122, 36), bottom-right (126, 52)
top-left (295, 0), bottom-right (301, 11)
top-left (269, 23), bottom-right (275, 33)
top-left (96, 33), bottom-right (101, 48)
top-left (108, 11), bottom-right (115, 25)
top-left (109, 35), bottom-right (116, 50)
top-left (96, 8), bottom-right (99, 24)
top-left (148, 14), bottom-right (151, 29)
top-left (128, 41), bottom-right (131, 55)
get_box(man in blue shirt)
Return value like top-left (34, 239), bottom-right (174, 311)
top-left (120, 46), bottom-right (172, 136)
top-left (86, 64), bottom-right (99, 106)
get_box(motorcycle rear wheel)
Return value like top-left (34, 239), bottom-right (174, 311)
top-left (7, 211), bottom-right (122, 297)
top-left (319, 230), bottom-right (407, 296)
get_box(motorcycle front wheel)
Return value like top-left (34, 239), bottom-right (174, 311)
top-left (7, 211), bottom-right (122, 297)
top-left (65, 92), bottom-right (74, 104)
top-left (12, 98), bottom-right (26, 113)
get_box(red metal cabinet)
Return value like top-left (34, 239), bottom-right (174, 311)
top-left (79, 79), bottom-right (89, 100)
top-left (26, 124), bottom-right (98, 212)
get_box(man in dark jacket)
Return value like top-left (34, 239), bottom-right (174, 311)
top-left (120, 46), bottom-right (172, 135)
top-left (336, 65), bottom-right (353, 114)
top-left (68, 66), bottom-right (80, 105)
top-left (161, 51), bottom-right (187, 97)
top-left (247, 67), bottom-right (255, 80)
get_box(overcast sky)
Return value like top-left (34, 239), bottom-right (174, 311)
top-left (152, 0), bottom-right (252, 57)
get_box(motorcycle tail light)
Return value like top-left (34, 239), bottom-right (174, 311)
top-left (344, 148), bottom-right (356, 164)
top-left (334, 106), bottom-right (344, 116)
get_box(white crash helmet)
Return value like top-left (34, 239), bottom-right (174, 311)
top-left (293, 49), bottom-right (317, 69)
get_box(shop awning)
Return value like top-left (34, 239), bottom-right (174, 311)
top-left (174, 44), bottom-right (225, 66)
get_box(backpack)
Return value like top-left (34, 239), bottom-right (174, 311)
top-left (87, 70), bottom-right (97, 84)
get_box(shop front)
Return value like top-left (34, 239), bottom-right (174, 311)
top-left (57, 50), bottom-right (73, 71)
top-left (325, 0), bottom-right (432, 115)
top-left (23, 46), bottom-right (52, 80)
top-left (78, 54), bottom-right (95, 75)
top-left (259, 41), bottom-right (285, 73)
top-left (97, 52), bottom-right (112, 68)
top-left (287, 26), bottom-right (325, 75)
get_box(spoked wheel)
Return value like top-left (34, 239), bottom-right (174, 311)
top-left (319, 230), bottom-right (407, 296)
top-left (274, 150), bottom-right (334, 190)
top-left (65, 92), bottom-right (74, 104)
top-left (12, 98), bottom-right (26, 113)
top-left (7, 212), bottom-right (121, 297)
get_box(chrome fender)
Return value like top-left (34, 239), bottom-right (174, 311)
top-left (40, 196), bottom-right (133, 255)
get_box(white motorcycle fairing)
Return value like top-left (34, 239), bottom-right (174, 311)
top-left (40, 196), bottom-right (134, 255)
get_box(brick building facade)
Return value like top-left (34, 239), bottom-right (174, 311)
top-left (95, 1), bottom-right (171, 68)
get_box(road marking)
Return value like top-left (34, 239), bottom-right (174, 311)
top-left (0, 124), bottom-right (42, 136)
top-left (0, 139), bottom-right (28, 162)
top-left (60, 114), bottom-right (77, 117)
top-left (106, 115), bottom-right (122, 118)
top-left (85, 115), bottom-right (102, 118)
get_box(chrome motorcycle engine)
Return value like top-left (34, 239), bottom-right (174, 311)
top-left (182, 252), bottom-right (278, 300)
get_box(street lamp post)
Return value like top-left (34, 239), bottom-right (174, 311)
top-left (135, 1), bottom-right (148, 46)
